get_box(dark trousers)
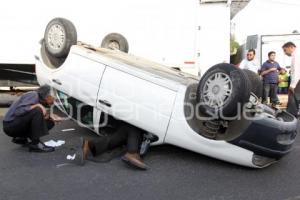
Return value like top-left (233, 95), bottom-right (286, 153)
top-left (262, 83), bottom-right (279, 104)
top-left (278, 87), bottom-right (288, 94)
top-left (287, 81), bottom-right (300, 117)
top-left (91, 122), bottom-right (143, 156)
top-left (2, 108), bottom-right (54, 141)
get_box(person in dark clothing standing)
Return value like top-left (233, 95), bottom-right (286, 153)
top-left (2, 85), bottom-right (57, 152)
top-left (260, 51), bottom-right (282, 106)
top-left (79, 114), bottom-right (148, 170)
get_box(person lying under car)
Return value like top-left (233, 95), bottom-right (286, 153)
top-left (76, 114), bottom-right (148, 170)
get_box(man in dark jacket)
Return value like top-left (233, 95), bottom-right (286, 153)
top-left (2, 85), bottom-right (57, 152)
top-left (260, 51), bottom-right (282, 106)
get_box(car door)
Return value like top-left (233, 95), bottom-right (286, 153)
top-left (96, 66), bottom-right (177, 143)
top-left (51, 52), bottom-right (106, 107)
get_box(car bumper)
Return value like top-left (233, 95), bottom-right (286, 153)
top-left (230, 109), bottom-right (298, 160)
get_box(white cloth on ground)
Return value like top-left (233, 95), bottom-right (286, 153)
top-left (44, 140), bottom-right (65, 147)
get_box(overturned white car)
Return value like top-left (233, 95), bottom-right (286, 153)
top-left (35, 18), bottom-right (298, 168)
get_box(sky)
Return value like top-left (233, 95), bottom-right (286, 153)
top-left (232, 0), bottom-right (300, 43)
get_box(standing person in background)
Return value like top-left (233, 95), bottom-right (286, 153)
top-left (278, 68), bottom-right (289, 94)
top-left (239, 49), bottom-right (260, 74)
top-left (260, 51), bottom-right (282, 107)
top-left (282, 42), bottom-right (300, 117)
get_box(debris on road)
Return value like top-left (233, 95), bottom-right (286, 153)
top-left (61, 128), bottom-right (75, 132)
top-left (44, 140), bottom-right (65, 147)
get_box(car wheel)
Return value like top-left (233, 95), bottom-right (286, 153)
top-left (101, 33), bottom-right (129, 53)
top-left (44, 18), bottom-right (77, 58)
top-left (197, 63), bottom-right (251, 118)
top-left (242, 69), bottom-right (263, 98)
top-left (41, 41), bottom-right (66, 68)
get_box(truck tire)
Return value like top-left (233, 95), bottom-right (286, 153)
top-left (197, 63), bottom-right (251, 118)
top-left (44, 18), bottom-right (77, 58)
top-left (101, 33), bottom-right (129, 53)
top-left (242, 69), bottom-right (263, 98)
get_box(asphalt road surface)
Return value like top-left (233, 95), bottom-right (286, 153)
top-left (0, 111), bottom-right (300, 200)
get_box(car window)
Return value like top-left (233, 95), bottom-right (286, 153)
top-left (57, 90), bottom-right (93, 127)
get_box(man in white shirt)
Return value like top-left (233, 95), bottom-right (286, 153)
top-left (282, 42), bottom-right (300, 116)
top-left (239, 49), bottom-right (260, 74)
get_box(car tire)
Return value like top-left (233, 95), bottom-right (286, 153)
top-left (41, 41), bottom-right (66, 68)
top-left (101, 33), bottom-right (129, 53)
top-left (197, 63), bottom-right (251, 118)
top-left (44, 18), bottom-right (77, 58)
top-left (242, 69), bottom-right (263, 98)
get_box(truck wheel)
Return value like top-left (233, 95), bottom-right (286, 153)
top-left (44, 18), bottom-right (77, 58)
top-left (197, 63), bottom-right (251, 118)
top-left (242, 69), bottom-right (263, 98)
top-left (101, 33), bottom-right (129, 53)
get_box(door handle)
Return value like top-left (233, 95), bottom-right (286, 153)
top-left (98, 99), bottom-right (112, 107)
top-left (52, 79), bottom-right (62, 85)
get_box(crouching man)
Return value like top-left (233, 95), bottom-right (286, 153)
top-left (2, 85), bottom-right (56, 152)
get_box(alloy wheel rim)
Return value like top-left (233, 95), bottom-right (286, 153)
top-left (108, 40), bottom-right (120, 50)
top-left (47, 24), bottom-right (66, 50)
top-left (202, 72), bottom-right (233, 108)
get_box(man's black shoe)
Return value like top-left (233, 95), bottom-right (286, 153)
top-left (28, 142), bottom-right (55, 153)
top-left (12, 137), bottom-right (29, 145)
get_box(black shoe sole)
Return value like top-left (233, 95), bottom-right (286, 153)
top-left (11, 138), bottom-right (29, 145)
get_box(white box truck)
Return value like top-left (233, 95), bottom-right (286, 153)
top-left (0, 0), bottom-right (232, 81)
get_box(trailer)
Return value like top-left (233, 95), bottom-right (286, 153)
top-left (0, 0), bottom-right (237, 78)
